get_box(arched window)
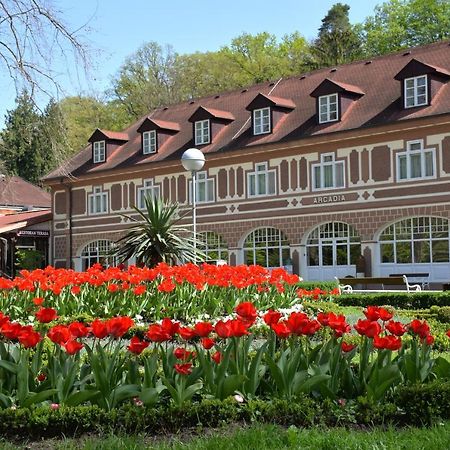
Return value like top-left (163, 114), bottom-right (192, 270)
top-left (198, 231), bottom-right (228, 262)
top-left (380, 217), bottom-right (449, 264)
top-left (306, 222), bottom-right (360, 266)
top-left (80, 240), bottom-right (114, 270)
top-left (243, 227), bottom-right (290, 268)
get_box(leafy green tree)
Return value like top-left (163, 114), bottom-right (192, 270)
top-left (110, 42), bottom-right (181, 120)
top-left (360, 0), bottom-right (450, 56)
top-left (58, 96), bottom-right (129, 155)
top-left (0, 91), bottom-right (54, 184)
top-left (310, 3), bottom-right (362, 68)
top-left (113, 197), bottom-right (204, 267)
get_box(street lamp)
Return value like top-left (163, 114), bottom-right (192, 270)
top-left (181, 148), bottom-right (205, 263)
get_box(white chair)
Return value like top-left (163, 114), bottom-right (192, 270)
top-left (403, 275), bottom-right (421, 292)
top-left (334, 276), bottom-right (353, 294)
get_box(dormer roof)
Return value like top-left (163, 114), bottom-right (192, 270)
top-left (88, 129), bottom-right (129, 143)
top-left (136, 117), bottom-right (180, 133)
top-left (246, 93), bottom-right (296, 111)
top-left (310, 78), bottom-right (365, 97)
top-left (394, 58), bottom-right (450, 80)
top-left (188, 106), bottom-right (235, 123)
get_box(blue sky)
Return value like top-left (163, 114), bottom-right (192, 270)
top-left (0, 0), bottom-right (381, 122)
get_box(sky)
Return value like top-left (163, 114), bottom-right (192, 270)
top-left (0, 0), bottom-right (382, 123)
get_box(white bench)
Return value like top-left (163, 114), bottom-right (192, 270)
top-left (335, 275), bottom-right (421, 294)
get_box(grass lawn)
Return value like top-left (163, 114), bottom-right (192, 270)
top-left (1, 422), bottom-right (449, 450)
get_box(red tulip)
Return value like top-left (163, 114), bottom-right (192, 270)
top-left (68, 322), bottom-right (89, 338)
top-left (327, 313), bottom-right (351, 336)
top-left (354, 319), bottom-right (381, 338)
top-left (35, 307), bottom-right (57, 323)
top-left (18, 326), bottom-right (41, 348)
top-left (200, 337), bottom-right (215, 350)
top-left (127, 336), bottom-right (149, 354)
top-left (33, 297), bottom-right (44, 306)
top-left (378, 308), bottom-right (394, 321)
top-left (235, 302), bottom-right (257, 322)
top-left (386, 320), bottom-right (406, 336)
top-left (425, 334), bottom-right (435, 346)
top-left (174, 363), bottom-right (192, 375)
top-left (271, 321), bottom-right (291, 339)
top-left (193, 321), bottom-right (214, 337)
top-left (211, 351), bottom-right (222, 364)
top-left (373, 335), bottom-right (402, 351)
top-left (64, 339), bottom-right (84, 355)
top-left (1, 321), bottom-right (22, 339)
top-left (147, 324), bottom-right (172, 342)
top-left (409, 319), bottom-right (430, 339)
top-left (363, 306), bottom-right (381, 322)
top-left (341, 342), bottom-right (356, 352)
top-left (90, 319), bottom-right (108, 339)
top-left (173, 347), bottom-right (195, 361)
top-left (106, 316), bottom-right (134, 338)
top-left (178, 326), bottom-right (196, 341)
top-left (47, 325), bottom-right (71, 344)
top-left (263, 310), bottom-right (282, 326)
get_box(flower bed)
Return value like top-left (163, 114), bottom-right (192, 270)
top-left (1, 298), bottom-right (449, 412)
top-left (0, 264), bottom-right (338, 320)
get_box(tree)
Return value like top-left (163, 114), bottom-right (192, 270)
top-left (58, 96), bottom-right (129, 155)
top-left (113, 197), bottom-right (204, 267)
top-left (111, 42), bottom-right (181, 121)
top-left (310, 3), bottom-right (362, 68)
top-left (0, 0), bottom-right (90, 98)
top-left (0, 91), bottom-right (54, 184)
top-left (360, 0), bottom-right (450, 56)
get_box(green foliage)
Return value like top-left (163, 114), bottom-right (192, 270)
top-left (0, 382), bottom-right (449, 439)
top-left (360, 0), bottom-right (450, 56)
top-left (113, 197), bottom-right (203, 267)
top-left (335, 292), bottom-right (450, 309)
top-left (0, 91), bottom-right (56, 184)
top-left (309, 3), bottom-right (362, 68)
top-left (15, 249), bottom-right (44, 271)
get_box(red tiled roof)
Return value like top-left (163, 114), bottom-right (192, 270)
top-left (43, 40), bottom-right (450, 181)
top-left (98, 129), bottom-right (129, 141)
top-left (0, 210), bottom-right (52, 234)
top-left (148, 119), bottom-right (181, 131)
top-left (200, 106), bottom-right (235, 121)
top-left (262, 94), bottom-right (296, 109)
top-left (327, 79), bottom-right (365, 95)
top-left (0, 176), bottom-right (51, 207)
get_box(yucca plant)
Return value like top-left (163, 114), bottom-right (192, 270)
top-left (112, 197), bottom-right (205, 267)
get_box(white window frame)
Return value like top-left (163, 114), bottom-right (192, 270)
top-left (195, 119), bottom-right (210, 145)
top-left (312, 153), bottom-right (345, 191)
top-left (88, 186), bottom-right (108, 215)
top-left (404, 75), bottom-right (428, 108)
top-left (143, 130), bottom-right (157, 154)
top-left (189, 171), bottom-right (215, 204)
top-left (137, 179), bottom-right (160, 209)
top-left (93, 141), bottom-right (105, 163)
top-left (253, 107), bottom-right (271, 135)
top-left (396, 139), bottom-right (435, 182)
top-left (318, 93), bottom-right (339, 123)
top-left (247, 162), bottom-right (276, 198)
top-left (80, 240), bottom-right (115, 270)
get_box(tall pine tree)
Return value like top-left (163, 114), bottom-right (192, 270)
top-left (0, 91), bottom-right (56, 184)
top-left (310, 3), bottom-right (362, 68)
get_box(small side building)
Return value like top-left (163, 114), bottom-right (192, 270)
top-left (0, 175), bottom-right (51, 277)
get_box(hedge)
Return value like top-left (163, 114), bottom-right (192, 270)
top-left (335, 292), bottom-right (450, 309)
top-left (0, 381), bottom-right (448, 440)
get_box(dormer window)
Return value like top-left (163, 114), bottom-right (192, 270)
top-left (93, 141), bottom-right (105, 163)
top-left (318, 94), bottom-right (338, 123)
top-left (143, 130), bottom-right (157, 154)
top-left (253, 107), bottom-right (271, 135)
top-left (404, 75), bottom-right (428, 108)
top-left (195, 119), bottom-right (210, 145)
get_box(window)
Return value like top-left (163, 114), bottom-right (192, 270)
top-left (88, 186), bottom-right (108, 215)
top-left (244, 227), bottom-right (290, 268)
top-left (312, 153), bottom-right (345, 190)
top-left (397, 140), bottom-right (435, 181)
top-left (318, 93), bottom-right (338, 123)
top-left (253, 107), bottom-right (271, 135)
top-left (306, 222), bottom-right (360, 267)
top-left (143, 130), bottom-right (157, 154)
top-left (248, 163), bottom-right (276, 197)
top-left (190, 171), bottom-right (214, 203)
top-left (380, 217), bottom-right (449, 264)
top-left (93, 141), bottom-right (105, 163)
top-left (80, 240), bottom-right (114, 270)
top-left (198, 231), bottom-right (228, 262)
top-left (137, 179), bottom-right (160, 209)
top-left (195, 119), bottom-right (210, 145)
top-left (404, 75), bottom-right (428, 108)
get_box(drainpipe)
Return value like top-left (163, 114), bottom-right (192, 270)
top-left (68, 185), bottom-right (73, 269)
